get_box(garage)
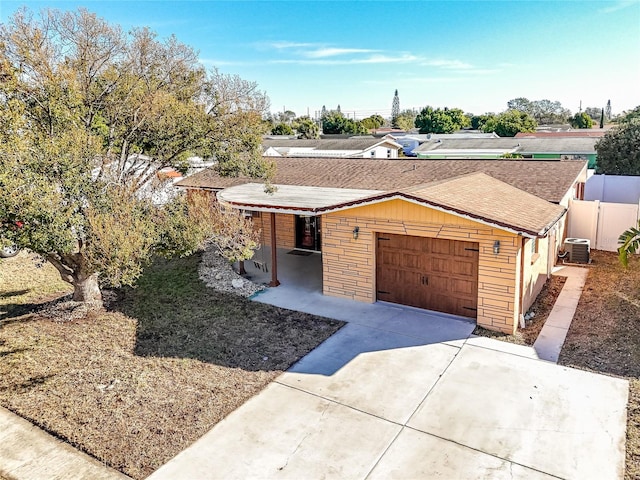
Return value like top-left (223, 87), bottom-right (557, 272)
top-left (376, 233), bottom-right (479, 318)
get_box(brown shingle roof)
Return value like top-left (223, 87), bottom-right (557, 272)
top-left (176, 157), bottom-right (586, 204)
top-left (397, 173), bottom-right (565, 236)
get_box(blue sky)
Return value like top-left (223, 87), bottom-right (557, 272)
top-left (2, 1), bottom-right (639, 119)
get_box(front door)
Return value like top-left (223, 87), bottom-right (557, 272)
top-left (295, 215), bottom-right (322, 251)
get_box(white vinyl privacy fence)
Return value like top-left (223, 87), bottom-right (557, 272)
top-left (567, 199), bottom-right (640, 252)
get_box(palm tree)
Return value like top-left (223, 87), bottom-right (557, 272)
top-left (618, 220), bottom-right (640, 266)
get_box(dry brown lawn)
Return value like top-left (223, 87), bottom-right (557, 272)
top-left (559, 250), bottom-right (640, 480)
top-left (0, 251), bottom-right (343, 479)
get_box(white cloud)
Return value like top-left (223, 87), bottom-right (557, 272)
top-left (254, 41), bottom-right (491, 75)
top-left (422, 59), bottom-right (474, 70)
top-left (599, 0), bottom-right (639, 13)
top-left (304, 47), bottom-right (378, 58)
top-left (268, 41), bottom-right (317, 49)
top-left (199, 58), bottom-right (246, 67)
top-left (269, 51), bottom-right (420, 66)
top-left (357, 53), bottom-right (420, 64)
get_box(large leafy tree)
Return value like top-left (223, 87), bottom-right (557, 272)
top-left (292, 116), bottom-right (320, 139)
top-left (482, 110), bottom-right (537, 137)
top-left (0, 8), bottom-right (269, 307)
top-left (507, 97), bottom-right (533, 113)
top-left (273, 110), bottom-right (296, 124)
top-left (595, 112), bottom-right (640, 174)
top-left (393, 109), bottom-right (418, 131)
top-left (616, 106), bottom-right (640, 123)
top-left (507, 97), bottom-right (571, 124)
top-left (585, 107), bottom-right (603, 122)
top-left (321, 111), bottom-right (367, 135)
top-left (414, 106), bottom-right (469, 134)
top-left (569, 112), bottom-right (595, 129)
top-left (360, 114), bottom-right (385, 131)
top-left (271, 123), bottom-right (294, 135)
top-left (470, 113), bottom-right (496, 130)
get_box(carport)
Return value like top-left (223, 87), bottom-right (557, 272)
top-left (242, 245), bottom-right (323, 293)
top-left (218, 183), bottom-right (383, 289)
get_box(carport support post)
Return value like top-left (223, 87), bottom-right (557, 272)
top-left (269, 212), bottom-right (280, 287)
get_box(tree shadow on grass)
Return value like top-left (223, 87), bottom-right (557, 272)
top-left (0, 289), bottom-right (31, 299)
top-left (0, 374), bottom-right (56, 394)
top-left (0, 293), bottom-right (71, 322)
top-left (110, 253), bottom-right (343, 372)
top-left (0, 347), bottom-right (29, 358)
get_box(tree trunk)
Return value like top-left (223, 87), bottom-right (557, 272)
top-left (46, 252), bottom-right (104, 309)
top-left (72, 273), bottom-right (103, 307)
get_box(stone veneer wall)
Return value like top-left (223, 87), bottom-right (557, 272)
top-left (322, 199), bottom-right (524, 334)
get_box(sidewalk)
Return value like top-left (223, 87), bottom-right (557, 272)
top-left (533, 265), bottom-right (589, 362)
top-left (0, 407), bottom-right (129, 480)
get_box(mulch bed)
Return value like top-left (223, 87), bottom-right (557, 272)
top-left (0, 252), bottom-right (343, 479)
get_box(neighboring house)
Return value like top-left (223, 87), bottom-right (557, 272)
top-left (515, 130), bottom-right (607, 138)
top-left (384, 132), bottom-right (500, 157)
top-left (177, 157), bottom-right (587, 335)
top-left (262, 138), bottom-right (402, 158)
top-left (413, 137), bottom-right (598, 168)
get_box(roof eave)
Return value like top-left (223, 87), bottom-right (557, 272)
top-left (218, 198), bottom-right (320, 216)
top-left (317, 192), bottom-right (554, 238)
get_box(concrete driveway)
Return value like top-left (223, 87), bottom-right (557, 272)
top-left (148, 307), bottom-right (628, 480)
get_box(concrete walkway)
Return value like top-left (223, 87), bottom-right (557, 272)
top-left (533, 265), bottom-right (590, 362)
top-left (0, 407), bottom-right (129, 480)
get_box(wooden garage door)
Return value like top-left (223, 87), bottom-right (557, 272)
top-left (376, 233), bottom-right (479, 318)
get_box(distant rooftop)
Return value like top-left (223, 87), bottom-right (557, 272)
top-left (176, 156), bottom-right (587, 204)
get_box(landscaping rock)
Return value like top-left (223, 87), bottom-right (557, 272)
top-left (199, 245), bottom-right (264, 298)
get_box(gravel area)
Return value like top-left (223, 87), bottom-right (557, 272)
top-left (198, 245), bottom-right (265, 298)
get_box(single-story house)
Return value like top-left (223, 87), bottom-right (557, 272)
top-left (177, 157), bottom-right (588, 335)
top-left (384, 132), bottom-right (500, 157)
top-left (514, 130), bottom-right (607, 138)
top-left (262, 138), bottom-right (402, 159)
top-left (413, 137), bottom-right (598, 168)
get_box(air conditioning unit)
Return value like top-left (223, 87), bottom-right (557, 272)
top-left (563, 238), bottom-right (590, 263)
